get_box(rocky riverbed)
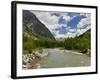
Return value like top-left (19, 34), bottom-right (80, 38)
top-left (22, 49), bottom-right (48, 69)
top-left (22, 48), bottom-right (90, 69)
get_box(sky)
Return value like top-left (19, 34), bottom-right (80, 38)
top-left (30, 11), bottom-right (91, 38)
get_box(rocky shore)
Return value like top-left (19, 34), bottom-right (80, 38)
top-left (22, 49), bottom-right (48, 69)
top-left (64, 48), bottom-right (91, 57)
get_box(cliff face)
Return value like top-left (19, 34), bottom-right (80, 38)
top-left (23, 10), bottom-right (55, 40)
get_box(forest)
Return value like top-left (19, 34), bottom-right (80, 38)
top-left (23, 29), bottom-right (90, 54)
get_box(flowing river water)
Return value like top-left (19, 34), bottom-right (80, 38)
top-left (39, 49), bottom-right (90, 68)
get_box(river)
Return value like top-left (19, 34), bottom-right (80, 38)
top-left (39, 49), bottom-right (90, 68)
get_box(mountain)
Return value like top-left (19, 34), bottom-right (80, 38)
top-left (63, 29), bottom-right (91, 53)
top-left (23, 10), bottom-right (55, 40)
top-left (78, 29), bottom-right (91, 38)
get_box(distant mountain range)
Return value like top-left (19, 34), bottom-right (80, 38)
top-left (23, 10), bottom-right (55, 40)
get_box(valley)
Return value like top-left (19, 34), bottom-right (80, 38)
top-left (22, 10), bottom-right (91, 69)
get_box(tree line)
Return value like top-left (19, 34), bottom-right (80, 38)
top-left (23, 30), bottom-right (90, 54)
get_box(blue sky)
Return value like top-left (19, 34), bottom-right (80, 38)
top-left (67, 15), bottom-right (86, 29)
top-left (31, 11), bottom-right (91, 38)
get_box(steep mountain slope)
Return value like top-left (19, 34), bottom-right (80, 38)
top-left (23, 10), bottom-right (55, 40)
top-left (64, 29), bottom-right (91, 52)
top-left (78, 29), bottom-right (91, 38)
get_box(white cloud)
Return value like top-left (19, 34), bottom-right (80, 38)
top-left (66, 32), bottom-right (77, 38)
top-left (62, 15), bottom-right (71, 22)
top-left (68, 29), bottom-right (76, 33)
top-left (30, 11), bottom-right (91, 39)
top-left (77, 13), bottom-right (91, 29)
top-left (30, 11), bottom-right (72, 34)
top-left (31, 11), bottom-right (59, 24)
top-left (30, 11), bottom-right (59, 32)
top-left (65, 13), bottom-right (91, 38)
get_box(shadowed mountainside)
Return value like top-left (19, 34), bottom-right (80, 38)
top-left (23, 10), bottom-right (55, 40)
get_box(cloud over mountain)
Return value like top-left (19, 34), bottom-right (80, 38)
top-left (30, 11), bottom-right (91, 38)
